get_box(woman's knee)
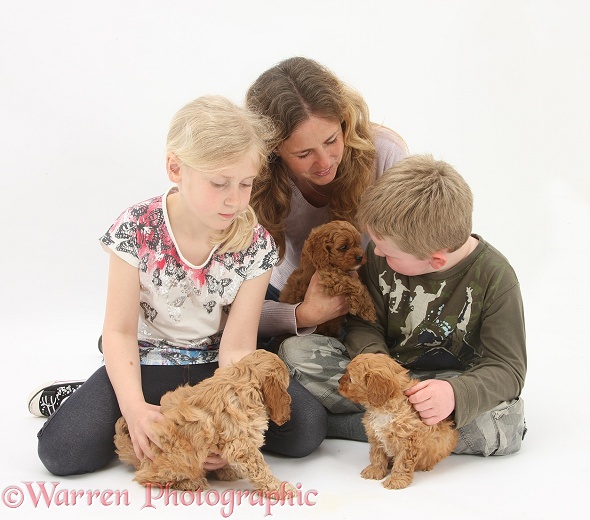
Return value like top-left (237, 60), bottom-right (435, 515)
top-left (264, 378), bottom-right (327, 458)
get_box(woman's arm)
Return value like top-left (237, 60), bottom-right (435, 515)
top-left (101, 252), bottom-right (163, 460)
top-left (258, 273), bottom-right (349, 337)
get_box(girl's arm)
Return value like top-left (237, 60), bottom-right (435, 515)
top-left (217, 269), bottom-right (272, 368)
top-left (101, 252), bottom-right (163, 460)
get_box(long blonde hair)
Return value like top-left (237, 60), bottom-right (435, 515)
top-left (166, 96), bottom-right (273, 253)
top-left (246, 57), bottom-right (376, 258)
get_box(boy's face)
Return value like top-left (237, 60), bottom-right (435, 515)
top-left (369, 233), bottom-right (437, 276)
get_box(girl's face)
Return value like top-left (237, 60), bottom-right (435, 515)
top-left (277, 116), bottom-right (344, 188)
top-left (171, 154), bottom-right (258, 234)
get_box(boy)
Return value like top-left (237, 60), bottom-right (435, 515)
top-left (278, 155), bottom-right (527, 455)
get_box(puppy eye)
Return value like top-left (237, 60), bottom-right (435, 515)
top-left (338, 245), bottom-right (349, 251)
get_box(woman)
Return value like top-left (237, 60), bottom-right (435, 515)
top-left (246, 56), bottom-right (409, 338)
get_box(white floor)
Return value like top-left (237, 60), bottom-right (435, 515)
top-left (2, 1), bottom-right (589, 519)
top-left (4, 307), bottom-right (587, 519)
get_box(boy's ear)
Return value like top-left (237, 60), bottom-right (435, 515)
top-left (166, 153), bottom-right (181, 182)
top-left (429, 251), bottom-right (447, 271)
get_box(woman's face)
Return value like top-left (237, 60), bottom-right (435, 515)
top-left (277, 116), bottom-right (344, 188)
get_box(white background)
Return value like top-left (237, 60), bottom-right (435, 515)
top-left (1, 1), bottom-right (589, 518)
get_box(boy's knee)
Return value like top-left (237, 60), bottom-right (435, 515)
top-left (278, 334), bottom-right (347, 370)
top-left (454, 398), bottom-right (527, 456)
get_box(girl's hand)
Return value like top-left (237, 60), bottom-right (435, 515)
top-left (404, 379), bottom-right (455, 426)
top-left (204, 452), bottom-right (228, 471)
top-left (295, 272), bottom-right (349, 328)
top-left (123, 402), bottom-right (165, 461)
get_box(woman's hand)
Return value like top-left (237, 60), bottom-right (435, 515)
top-left (295, 272), bottom-right (349, 328)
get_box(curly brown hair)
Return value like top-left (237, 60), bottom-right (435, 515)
top-left (245, 57), bottom-right (376, 258)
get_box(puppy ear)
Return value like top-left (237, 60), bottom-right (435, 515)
top-left (304, 230), bottom-right (331, 270)
top-left (366, 373), bottom-right (395, 407)
top-left (261, 374), bottom-right (292, 426)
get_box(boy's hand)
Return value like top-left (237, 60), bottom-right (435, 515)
top-left (404, 379), bottom-right (455, 426)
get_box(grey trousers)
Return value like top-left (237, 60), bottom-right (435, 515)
top-left (278, 334), bottom-right (527, 456)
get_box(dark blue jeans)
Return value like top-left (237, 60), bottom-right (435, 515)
top-left (37, 363), bottom-right (327, 476)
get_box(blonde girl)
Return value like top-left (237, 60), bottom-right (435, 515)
top-left (32, 96), bottom-right (327, 475)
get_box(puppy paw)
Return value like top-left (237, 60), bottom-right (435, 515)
top-left (382, 472), bottom-right (413, 490)
top-left (350, 301), bottom-right (377, 322)
top-left (211, 466), bottom-right (243, 481)
top-left (255, 481), bottom-right (296, 501)
top-left (361, 464), bottom-right (388, 481)
top-left (265, 481), bottom-right (296, 495)
top-left (171, 478), bottom-right (209, 491)
top-left (358, 307), bottom-right (377, 322)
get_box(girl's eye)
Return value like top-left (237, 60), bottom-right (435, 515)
top-left (327, 137), bottom-right (338, 145)
top-left (297, 152), bottom-right (311, 159)
top-left (212, 182), bottom-right (226, 188)
top-left (240, 183), bottom-right (252, 188)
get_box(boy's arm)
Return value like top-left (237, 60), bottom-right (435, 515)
top-left (447, 282), bottom-right (527, 428)
top-left (344, 255), bottom-right (389, 358)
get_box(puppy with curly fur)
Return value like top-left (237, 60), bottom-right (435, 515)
top-left (339, 354), bottom-right (458, 489)
top-left (279, 220), bottom-right (377, 337)
top-left (114, 350), bottom-right (292, 492)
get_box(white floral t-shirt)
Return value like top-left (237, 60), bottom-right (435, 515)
top-left (100, 187), bottom-right (278, 365)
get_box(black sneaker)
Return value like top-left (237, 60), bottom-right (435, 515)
top-left (27, 380), bottom-right (85, 417)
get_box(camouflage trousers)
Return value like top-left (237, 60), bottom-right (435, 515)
top-left (278, 334), bottom-right (527, 456)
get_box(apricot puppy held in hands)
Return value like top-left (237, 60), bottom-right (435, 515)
top-left (280, 220), bottom-right (377, 337)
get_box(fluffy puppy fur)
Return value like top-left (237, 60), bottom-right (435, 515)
top-left (114, 350), bottom-right (292, 492)
top-left (279, 220), bottom-right (377, 337)
top-left (339, 354), bottom-right (458, 489)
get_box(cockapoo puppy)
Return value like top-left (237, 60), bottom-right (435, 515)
top-left (114, 350), bottom-right (292, 493)
top-left (280, 220), bottom-right (377, 337)
top-left (339, 353), bottom-right (458, 489)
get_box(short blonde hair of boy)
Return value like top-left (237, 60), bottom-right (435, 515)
top-left (357, 155), bottom-right (473, 259)
top-left (166, 96), bottom-right (274, 254)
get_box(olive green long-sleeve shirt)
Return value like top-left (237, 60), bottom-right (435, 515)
top-left (344, 235), bottom-right (526, 428)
